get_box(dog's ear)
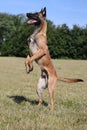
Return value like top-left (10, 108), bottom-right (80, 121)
top-left (41, 7), bottom-right (46, 17)
top-left (41, 8), bottom-right (43, 12)
top-left (44, 7), bottom-right (46, 12)
top-left (43, 7), bottom-right (46, 17)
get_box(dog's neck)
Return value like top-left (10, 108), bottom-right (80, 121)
top-left (39, 20), bottom-right (47, 35)
top-left (31, 20), bottom-right (47, 38)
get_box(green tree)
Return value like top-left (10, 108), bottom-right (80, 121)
top-left (0, 13), bottom-right (87, 59)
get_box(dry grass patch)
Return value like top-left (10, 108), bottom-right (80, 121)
top-left (0, 57), bottom-right (87, 130)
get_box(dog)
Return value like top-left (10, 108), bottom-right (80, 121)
top-left (25, 7), bottom-right (83, 110)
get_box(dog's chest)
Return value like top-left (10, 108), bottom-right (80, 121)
top-left (28, 38), bottom-right (38, 55)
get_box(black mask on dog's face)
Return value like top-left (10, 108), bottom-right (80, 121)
top-left (26, 7), bottom-right (46, 25)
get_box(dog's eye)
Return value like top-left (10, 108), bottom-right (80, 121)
top-left (34, 13), bottom-right (38, 16)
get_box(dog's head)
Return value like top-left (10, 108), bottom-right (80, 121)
top-left (26, 7), bottom-right (46, 25)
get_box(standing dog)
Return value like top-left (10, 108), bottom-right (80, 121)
top-left (25, 7), bottom-right (83, 110)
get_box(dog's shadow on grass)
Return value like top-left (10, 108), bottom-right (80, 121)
top-left (7, 95), bottom-right (48, 107)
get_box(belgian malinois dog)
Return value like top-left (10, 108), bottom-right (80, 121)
top-left (25, 7), bottom-right (83, 110)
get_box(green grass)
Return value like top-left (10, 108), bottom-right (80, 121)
top-left (0, 57), bottom-right (87, 130)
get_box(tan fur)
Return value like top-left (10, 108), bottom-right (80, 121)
top-left (25, 8), bottom-right (83, 110)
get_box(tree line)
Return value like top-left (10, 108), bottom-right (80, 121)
top-left (0, 13), bottom-right (87, 59)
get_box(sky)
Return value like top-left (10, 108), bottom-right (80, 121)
top-left (0, 0), bottom-right (87, 28)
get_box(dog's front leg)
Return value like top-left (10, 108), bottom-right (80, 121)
top-left (25, 55), bottom-right (33, 73)
top-left (30, 49), bottom-right (46, 62)
top-left (25, 49), bottom-right (45, 73)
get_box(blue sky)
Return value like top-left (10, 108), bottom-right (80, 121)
top-left (0, 0), bottom-right (87, 28)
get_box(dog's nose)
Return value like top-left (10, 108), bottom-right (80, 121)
top-left (26, 13), bottom-right (29, 17)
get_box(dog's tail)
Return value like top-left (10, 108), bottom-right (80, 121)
top-left (57, 77), bottom-right (84, 83)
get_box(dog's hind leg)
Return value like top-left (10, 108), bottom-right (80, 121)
top-left (36, 71), bottom-right (48, 106)
top-left (48, 76), bottom-right (57, 111)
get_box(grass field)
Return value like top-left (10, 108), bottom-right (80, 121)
top-left (0, 57), bottom-right (87, 130)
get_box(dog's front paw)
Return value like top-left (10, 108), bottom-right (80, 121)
top-left (26, 64), bottom-right (33, 74)
top-left (25, 55), bottom-right (34, 74)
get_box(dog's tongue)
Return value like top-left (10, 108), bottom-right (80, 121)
top-left (27, 20), bottom-right (37, 24)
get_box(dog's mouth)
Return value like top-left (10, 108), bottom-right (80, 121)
top-left (27, 19), bottom-right (37, 25)
top-left (26, 13), bottom-right (41, 25)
